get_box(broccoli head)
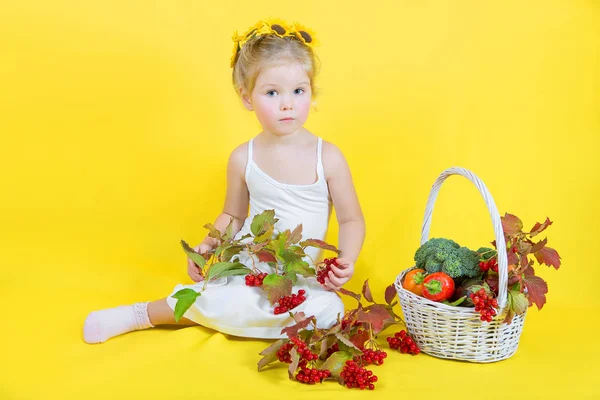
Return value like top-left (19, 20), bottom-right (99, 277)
top-left (414, 238), bottom-right (481, 279)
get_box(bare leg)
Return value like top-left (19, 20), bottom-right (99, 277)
top-left (147, 298), bottom-right (198, 326)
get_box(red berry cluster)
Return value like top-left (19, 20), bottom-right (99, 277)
top-left (387, 330), bottom-right (420, 355)
top-left (244, 272), bottom-right (268, 286)
top-left (276, 342), bottom-right (294, 363)
top-left (355, 349), bottom-right (387, 366)
top-left (295, 367), bottom-right (332, 384)
top-left (340, 360), bottom-right (378, 390)
top-left (325, 343), bottom-right (339, 359)
top-left (479, 257), bottom-right (498, 272)
top-left (470, 288), bottom-right (498, 322)
top-left (317, 258), bottom-right (338, 284)
top-left (341, 318), bottom-right (358, 330)
top-left (274, 290), bottom-right (306, 314)
top-left (277, 336), bottom-right (319, 364)
top-left (292, 336), bottom-right (319, 362)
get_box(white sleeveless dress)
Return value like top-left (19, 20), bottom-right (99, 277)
top-left (165, 137), bottom-right (345, 339)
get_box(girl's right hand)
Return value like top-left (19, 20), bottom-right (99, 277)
top-left (187, 243), bottom-right (212, 282)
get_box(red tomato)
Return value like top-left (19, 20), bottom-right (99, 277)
top-left (422, 272), bottom-right (455, 302)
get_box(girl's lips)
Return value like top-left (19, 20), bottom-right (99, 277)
top-left (279, 117), bottom-right (294, 121)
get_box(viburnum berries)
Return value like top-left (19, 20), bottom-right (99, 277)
top-left (295, 368), bottom-right (331, 384)
top-left (317, 258), bottom-right (338, 284)
top-left (387, 330), bottom-right (420, 355)
top-left (479, 257), bottom-right (498, 273)
top-left (245, 272), bottom-right (268, 287)
top-left (355, 349), bottom-right (387, 366)
top-left (471, 288), bottom-right (498, 322)
top-left (340, 360), bottom-right (378, 390)
top-left (274, 290), bottom-right (306, 314)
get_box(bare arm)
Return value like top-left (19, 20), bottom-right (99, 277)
top-left (187, 144), bottom-right (249, 281)
top-left (322, 142), bottom-right (365, 290)
top-left (201, 143), bottom-right (250, 249)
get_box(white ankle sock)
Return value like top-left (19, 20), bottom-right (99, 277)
top-left (83, 302), bottom-right (154, 344)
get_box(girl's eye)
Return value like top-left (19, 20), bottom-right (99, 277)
top-left (266, 90), bottom-right (277, 96)
top-left (294, 88), bottom-right (305, 95)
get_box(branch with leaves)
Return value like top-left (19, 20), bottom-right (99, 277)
top-left (483, 213), bottom-right (562, 323)
top-left (173, 209), bottom-right (341, 322)
top-left (257, 281), bottom-right (408, 390)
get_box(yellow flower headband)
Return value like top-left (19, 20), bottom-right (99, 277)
top-left (230, 19), bottom-right (317, 67)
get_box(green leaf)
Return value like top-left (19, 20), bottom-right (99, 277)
top-left (221, 245), bottom-right (244, 262)
top-left (206, 261), bottom-right (249, 281)
top-left (284, 271), bottom-right (298, 284)
top-left (172, 288), bottom-right (201, 323)
top-left (299, 239), bottom-right (341, 255)
top-left (203, 223), bottom-right (221, 240)
top-left (321, 351), bottom-right (353, 378)
top-left (223, 217), bottom-right (234, 241)
top-left (180, 240), bottom-right (206, 269)
top-left (262, 274), bottom-right (293, 305)
top-left (254, 225), bottom-right (274, 243)
top-left (250, 210), bottom-right (277, 236)
top-left (508, 289), bottom-right (529, 315)
top-left (281, 250), bottom-right (314, 277)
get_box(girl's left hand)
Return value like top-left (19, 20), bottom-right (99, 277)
top-left (324, 257), bottom-right (354, 291)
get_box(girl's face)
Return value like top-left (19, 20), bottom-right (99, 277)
top-left (243, 62), bottom-right (312, 137)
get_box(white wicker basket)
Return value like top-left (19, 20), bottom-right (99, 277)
top-left (395, 167), bottom-right (526, 363)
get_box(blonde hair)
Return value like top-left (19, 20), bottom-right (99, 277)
top-left (232, 34), bottom-right (319, 97)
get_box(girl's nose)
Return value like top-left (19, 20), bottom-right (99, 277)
top-left (280, 97), bottom-right (293, 111)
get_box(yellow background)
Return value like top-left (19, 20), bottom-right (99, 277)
top-left (1, 1), bottom-right (598, 399)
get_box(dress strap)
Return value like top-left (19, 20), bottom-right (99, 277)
top-left (316, 137), bottom-right (325, 184)
top-left (245, 138), bottom-right (254, 182)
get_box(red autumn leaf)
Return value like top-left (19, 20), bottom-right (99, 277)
top-left (362, 280), bottom-right (374, 303)
top-left (507, 251), bottom-right (519, 266)
top-left (523, 267), bottom-right (548, 310)
top-left (501, 213), bottom-right (523, 235)
top-left (357, 304), bottom-right (393, 334)
top-left (534, 246), bottom-right (561, 270)
top-left (385, 284), bottom-right (396, 305)
top-left (280, 314), bottom-right (316, 338)
top-left (529, 217), bottom-right (553, 237)
top-left (256, 249), bottom-right (277, 263)
top-left (530, 238), bottom-right (547, 253)
top-left (299, 239), bottom-right (341, 255)
top-left (349, 329), bottom-right (370, 350)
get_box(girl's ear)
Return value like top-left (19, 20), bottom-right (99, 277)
top-left (240, 88), bottom-right (254, 111)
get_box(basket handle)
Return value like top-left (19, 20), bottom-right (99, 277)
top-left (420, 167), bottom-right (508, 309)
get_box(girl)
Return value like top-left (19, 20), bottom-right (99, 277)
top-left (83, 20), bottom-right (365, 343)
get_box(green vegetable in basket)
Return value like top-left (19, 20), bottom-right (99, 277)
top-left (414, 238), bottom-right (481, 280)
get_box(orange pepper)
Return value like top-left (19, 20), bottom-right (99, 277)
top-left (402, 268), bottom-right (426, 296)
